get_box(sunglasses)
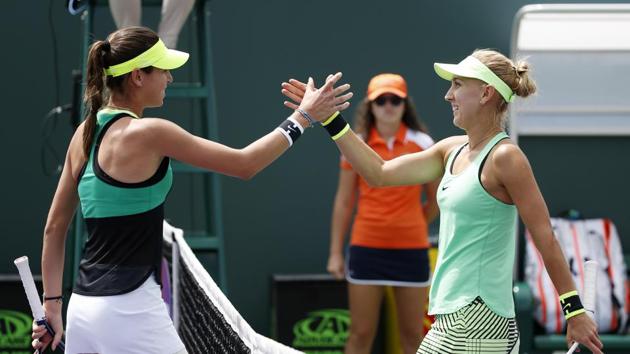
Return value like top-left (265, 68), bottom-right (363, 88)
top-left (373, 95), bottom-right (404, 106)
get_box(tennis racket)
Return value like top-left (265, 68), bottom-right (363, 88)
top-left (13, 256), bottom-right (65, 353)
top-left (566, 260), bottom-right (598, 354)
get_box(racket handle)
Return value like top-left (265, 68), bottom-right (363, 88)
top-left (14, 257), bottom-right (66, 352)
top-left (566, 260), bottom-right (599, 354)
top-left (14, 256), bottom-right (45, 320)
top-left (583, 260), bottom-right (598, 317)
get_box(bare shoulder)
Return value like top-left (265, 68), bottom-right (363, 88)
top-left (70, 121), bottom-right (86, 145)
top-left (66, 122), bottom-right (87, 178)
top-left (135, 117), bottom-right (185, 132)
top-left (434, 135), bottom-right (467, 159)
top-left (439, 134), bottom-right (468, 147)
top-left (492, 140), bottom-right (530, 169)
top-left (491, 140), bottom-right (535, 185)
top-left (127, 117), bottom-right (186, 142)
top-left (68, 122), bottom-right (86, 158)
top-left (130, 117), bottom-right (196, 157)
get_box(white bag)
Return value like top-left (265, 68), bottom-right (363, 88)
top-left (524, 217), bottom-right (627, 333)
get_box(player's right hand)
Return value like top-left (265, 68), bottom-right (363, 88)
top-left (281, 73), bottom-right (352, 121)
top-left (327, 253), bottom-right (345, 280)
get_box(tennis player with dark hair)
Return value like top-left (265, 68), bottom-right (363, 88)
top-left (327, 73), bottom-right (437, 354)
top-left (31, 26), bottom-right (352, 353)
top-left (282, 49), bottom-right (602, 354)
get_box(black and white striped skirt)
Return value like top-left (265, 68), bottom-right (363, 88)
top-left (417, 297), bottom-right (519, 354)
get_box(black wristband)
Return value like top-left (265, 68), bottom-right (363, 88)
top-left (322, 112), bottom-right (349, 140)
top-left (276, 117), bottom-right (303, 146)
top-left (559, 290), bottom-right (586, 320)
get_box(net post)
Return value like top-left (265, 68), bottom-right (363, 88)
top-left (172, 238), bottom-right (181, 331)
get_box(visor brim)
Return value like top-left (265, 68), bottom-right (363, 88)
top-left (434, 62), bottom-right (478, 82)
top-left (153, 49), bottom-right (189, 70)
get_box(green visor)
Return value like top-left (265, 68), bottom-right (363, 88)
top-left (434, 56), bottom-right (515, 103)
top-left (104, 39), bottom-right (189, 77)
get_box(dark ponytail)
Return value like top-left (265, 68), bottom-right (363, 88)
top-left (82, 40), bottom-right (109, 158)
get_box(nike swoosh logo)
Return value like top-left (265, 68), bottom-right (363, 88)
top-left (441, 186), bottom-right (449, 191)
top-left (563, 303), bottom-right (571, 313)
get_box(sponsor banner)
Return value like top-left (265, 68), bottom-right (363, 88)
top-left (272, 274), bottom-right (384, 354)
top-left (0, 275), bottom-right (41, 354)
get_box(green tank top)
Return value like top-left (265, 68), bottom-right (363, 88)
top-left (75, 108), bottom-right (173, 296)
top-left (78, 108), bottom-right (173, 218)
top-left (429, 132), bottom-right (517, 317)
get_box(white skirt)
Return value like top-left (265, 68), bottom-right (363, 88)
top-left (66, 275), bottom-right (186, 354)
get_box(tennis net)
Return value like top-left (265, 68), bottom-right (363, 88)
top-left (163, 221), bottom-right (303, 354)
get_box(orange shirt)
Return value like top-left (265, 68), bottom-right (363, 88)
top-left (341, 124), bottom-right (434, 249)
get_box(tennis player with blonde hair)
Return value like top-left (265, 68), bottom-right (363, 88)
top-left (282, 49), bottom-right (602, 354)
top-left (31, 26), bottom-right (352, 353)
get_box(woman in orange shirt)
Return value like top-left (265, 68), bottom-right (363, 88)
top-left (327, 74), bottom-right (439, 354)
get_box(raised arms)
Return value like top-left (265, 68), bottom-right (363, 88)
top-left (282, 78), bottom-right (460, 187)
top-left (148, 73), bottom-right (352, 179)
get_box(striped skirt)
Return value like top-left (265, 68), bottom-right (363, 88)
top-left (417, 297), bottom-right (519, 354)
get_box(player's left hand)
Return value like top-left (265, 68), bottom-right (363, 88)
top-left (281, 74), bottom-right (352, 115)
top-left (566, 313), bottom-right (603, 354)
top-left (32, 302), bottom-right (64, 352)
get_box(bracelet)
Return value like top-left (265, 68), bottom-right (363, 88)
top-left (321, 111), bottom-right (350, 141)
top-left (559, 290), bottom-right (586, 320)
top-left (275, 117), bottom-right (304, 146)
top-left (43, 294), bottom-right (63, 304)
top-left (296, 108), bottom-right (318, 128)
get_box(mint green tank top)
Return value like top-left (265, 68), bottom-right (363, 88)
top-left (429, 132), bottom-right (517, 317)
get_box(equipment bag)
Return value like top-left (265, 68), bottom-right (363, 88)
top-left (524, 217), bottom-right (627, 333)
